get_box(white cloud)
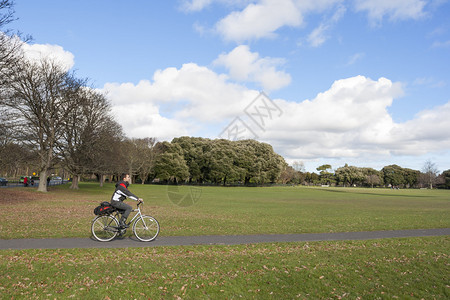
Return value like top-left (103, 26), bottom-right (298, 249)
top-left (180, 0), bottom-right (254, 12)
top-left (213, 45), bottom-right (291, 91)
top-left (215, 0), bottom-right (303, 42)
top-left (413, 77), bottom-right (446, 88)
top-left (308, 23), bottom-right (330, 47)
top-left (180, 0), bottom-right (213, 12)
top-left (259, 75), bottom-right (448, 159)
top-left (354, 0), bottom-right (428, 26)
top-left (213, 0), bottom-right (344, 42)
top-left (346, 52), bottom-right (365, 65)
top-left (188, 0), bottom-right (436, 43)
top-left (21, 43), bottom-right (75, 70)
top-left (102, 62), bottom-right (259, 140)
top-left (431, 40), bottom-right (450, 48)
top-left (307, 4), bottom-right (346, 47)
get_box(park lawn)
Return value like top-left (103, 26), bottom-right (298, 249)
top-left (0, 236), bottom-right (448, 299)
top-left (0, 184), bottom-right (449, 299)
top-left (0, 183), bottom-right (449, 239)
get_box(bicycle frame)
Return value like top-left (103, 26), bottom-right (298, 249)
top-left (113, 202), bottom-right (145, 227)
top-left (124, 204), bottom-right (143, 225)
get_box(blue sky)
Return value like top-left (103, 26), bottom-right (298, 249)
top-left (12, 0), bottom-right (450, 172)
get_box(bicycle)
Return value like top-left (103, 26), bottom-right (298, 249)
top-left (91, 201), bottom-right (160, 242)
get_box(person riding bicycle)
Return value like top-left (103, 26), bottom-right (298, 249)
top-left (111, 173), bottom-right (143, 228)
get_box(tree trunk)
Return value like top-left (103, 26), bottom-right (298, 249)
top-left (70, 175), bottom-right (80, 189)
top-left (99, 174), bottom-right (104, 187)
top-left (129, 167), bottom-right (133, 184)
top-left (38, 169), bottom-right (49, 192)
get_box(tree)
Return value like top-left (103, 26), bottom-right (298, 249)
top-left (304, 172), bottom-right (319, 185)
top-left (3, 58), bottom-right (83, 191)
top-left (134, 137), bottom-right (158, 184)
top-left (292, 161), bottom-right (305, 173)
top-left (382, 165), bottom-right (405, 187)
top-left (279, 165), bottom-right (296, 184)
top-left (421, 160), bottom-right (439, 189)
top-left (153, 141), bottom-right (189, 183)
top-left (316, 164), bottom-right (333, 185)
top-left (440, 169), bottom-right (450, 189)
top-left (91, 117), bottom-right (125, 186)
top-left (0, 0), bottom-right (15, 28)
top-left (1, 0), bottom-right (27, 148)
top-left (335, 164), bottom-right (365, 187)
top-left (361, 168), bottom-right (382, 188)
top-left (58, 87), bottom-right (122, 189)
top-left (172, 136), bottom-right (208, 183)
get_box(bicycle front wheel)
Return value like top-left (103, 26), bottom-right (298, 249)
top-left (133, 215), bottom-right (160, 242)
top-left (91, 215), bottom-right (119, 242)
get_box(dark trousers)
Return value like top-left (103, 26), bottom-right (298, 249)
top-left (111, 201), bottom-right (132, 219)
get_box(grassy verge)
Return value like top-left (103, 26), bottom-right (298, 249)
top-left (0, 237), bottom-right (448, 299)
top-left (0, 183), bottom-right (449, 239)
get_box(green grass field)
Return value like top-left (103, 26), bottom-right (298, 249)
top-left (1, 183), bottom-right (449, 239)
top-left (0, 184), bottom-right (449, 298)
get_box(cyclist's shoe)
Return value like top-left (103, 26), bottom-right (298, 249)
top-left (119, 217), bottom-right (129, 229)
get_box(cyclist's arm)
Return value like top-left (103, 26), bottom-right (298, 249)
top-left (117, 184), bottom-right (140, 201)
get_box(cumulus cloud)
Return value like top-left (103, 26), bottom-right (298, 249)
top-left (354, 0), bottom-right (428, 26)
top-left (213, 45), bottom-right (291, 91)
top-left (102, 62), bottom-right (259, 140)
top-left (21, 43), bottom-right (75, 70)
top-left (215, 0), bottom-right (303, 42)
top-left (258, 75), bottom-right (450, 160)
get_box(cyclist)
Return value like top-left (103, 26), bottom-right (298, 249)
top-left (111, 173), bottom-right (143, 228)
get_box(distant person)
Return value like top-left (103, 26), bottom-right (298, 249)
top-left (23, 176), bottom-right (28, 187)
top-left (47, 177), bottom-right (50, 186)
top-left (110, 173), bottom-right (143, 228)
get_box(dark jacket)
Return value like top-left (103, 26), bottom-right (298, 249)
top-left (111, 180), bottom-right (139, 202)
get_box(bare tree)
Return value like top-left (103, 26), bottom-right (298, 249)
top-left (136, 137), bottom-right (158, 184)
top-left (292, 161), bottom-right (305, 173)
top-left (3, 58), bottom-right (83, 191)
top-left (0, 0), bottom-right (15, 28)
top-left (1, 1), bottom-right (24, 145)
top-left (93, 118), bottom-right (125, 186)
top-left (279, 165), bottom-right (296, 184)
top-left (421, 160), bottom-right (439, 189)
top-left (58, 86), bottom-right (125, 189)
top-left (58, 87), bottom-right (107, 189)
top-left (122, 137), bottom-right (158, 184)
top-left (0, 0), bottom-right (29, 88)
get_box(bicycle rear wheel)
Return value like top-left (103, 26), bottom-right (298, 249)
top-left (133, 215), bottom-right (160, 242)
top-left (92, 215), bottom-right (119, 242)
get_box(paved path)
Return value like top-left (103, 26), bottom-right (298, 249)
top-left (1, 228), bottom-right (449, 250)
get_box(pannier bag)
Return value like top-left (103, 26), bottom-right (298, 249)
top-left (94, 201), bottom-right (115, 215)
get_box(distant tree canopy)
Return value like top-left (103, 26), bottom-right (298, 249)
top-left (152, 137), bottom-right (287, 185)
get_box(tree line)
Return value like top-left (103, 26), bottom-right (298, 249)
top-left (280, 162), bottom-right (450, 189)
